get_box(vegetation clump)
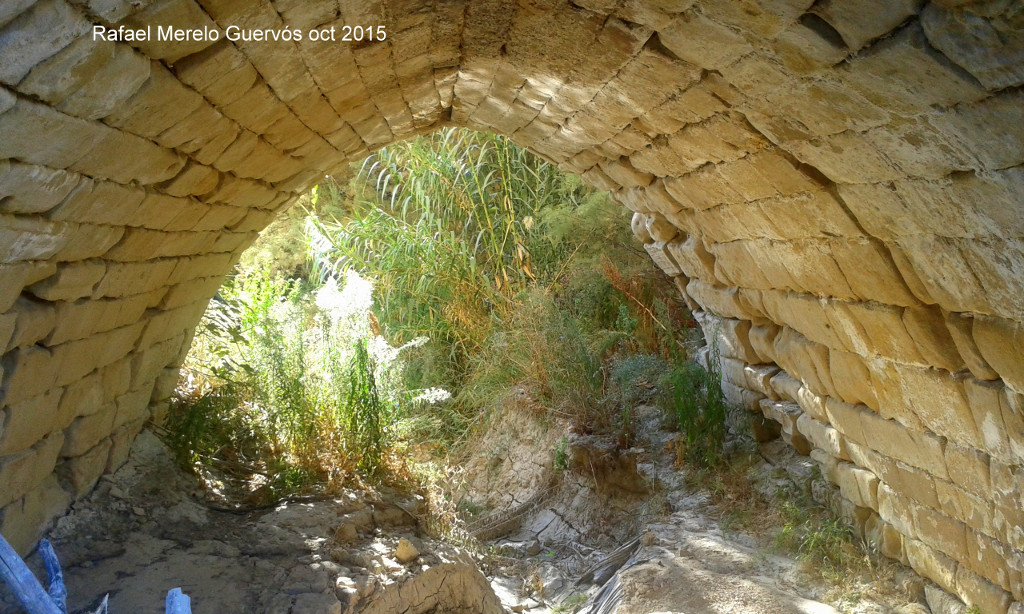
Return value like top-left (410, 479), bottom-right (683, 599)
top-left (166, 128), bottom-right (686, 501)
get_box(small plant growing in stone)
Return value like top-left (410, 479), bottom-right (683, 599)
top-left (553, 436), bottom-right (569, 471)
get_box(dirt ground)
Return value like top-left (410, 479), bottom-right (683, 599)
top-left (2, 403), bottom-right (926, 614)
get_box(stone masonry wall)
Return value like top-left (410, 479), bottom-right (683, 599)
top-left (0, 0), bottom-right (1022, 610)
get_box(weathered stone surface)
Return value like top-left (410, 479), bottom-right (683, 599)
top-left (973, 316), bottom-right (1024, 395)
top-left (0, 475), bottom-right (71, 555)
top-left (921, 2), bottom-right (1024, 90)
top-left (0, 387), bottom-right (67, 456)
top-left (0, 431), bottom-right (64, 508)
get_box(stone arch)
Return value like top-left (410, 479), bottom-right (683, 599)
top-left (1, 0), bottom-right (1023, 608)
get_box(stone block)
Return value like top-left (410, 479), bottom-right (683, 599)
top-left (0, 475), bottom-right (70, 556)
top-left (113, 385), bottom-right (154, 430)
top-left (0, 387), bottom-right (69, 456)
top-left (0, 0), bottom-right (89, 86)
top-left (168, 252), bottom-right (234, 284)
top-left (105, 61), bottom-right (204, 137)
top-left (840, 23), bottom-right (987, 114)
top-left (784, 129), bottom-right (900, 184)
top-left (16, 35), bottom-right (112, 106)
top-left (57, 40), bottom-right (151, 121)
top-left (989, 460), bottom-right (1024, 523)
top-left (827, 349), bottom-right (878, 409)
top-left (931, 89), bottom-right (1024, 171)
top-left (48, 177), bottom-right (146, 225)
top-left (856, 401), bottom-right (949, 480)
top-left (58, 370), bottom-right (110, 425)
top-left (963, 378), bottom-right (1019, 465)
top-left (760, 399), bottom-right (811, 454)
top-left (0, 161), bottom-right (81, 215)
top-left (646, 213), bottom-right (679, 242)
top-left (137, 301), bottom-right (207, 348)
top-left (914, 504), bottom-right (970, 566)
top-left (906, 537), bottom-right (959, 594)
top-left (956, 565), bottom-right (1013, 614)
top-left (896, 235), bottom-right (989, 316)
top-left (0, 94), bottom-right (103, 168)
top-left (723, 381), bottom-right (766, 413)
top-left (52, 321), bottom-right (144, 386)
top-left (601, 158), bottom-right (653, 189)
top-left (889, 460), bottom-right (940, 510)
top-left (925, 583), bottom-right (969, 614)
top-left (0, 214), bottom-right (72, 264)
top-left (865, 513), bottom-right (906, 564)
top-left (644, 241), bottom-right (683, 276)
top-left (973, 315), bottom-right (1024, 395)
top-left (935, 479), bottom-right (992, 543)
top-left (760, 291), bottom-right (846, 352)
top-left (0, 0), bottom-right (34, 28)
top-left (713, 157), bottom-right (777, 203)
top-left (2, 345), bottom-right (59, 406)
top-left (901, 306), bottom-right (965, 373)
top-left (0, 313), bottom-right (14, 352)
top-left (772, 18), bottom-right (849, 74)
top-left (879, 482), bottom-right (917, 539)
top-left (830, 238), bottom-right (919, 307)
top-left (921, 2), bottom-right (1024, 89)
top-left (965, 530), bottom-right (1016, 593)
top-left (54, 223), bottom-right (125, 263)
top-left (131, 334), bottom-right (186, 388)
top-left (0, 262), bottom-right (57, 312)
top-left (666, 236), bottom-right (716, 283)
top-left (8, 296), bottom-right (56, 350)
top-left (695, 313), bottom-right (761, 364)
top-left (810, 0), bottom-right (922, 52)
top-left (74, 123), bottom-right (186, 186)
top-left (771, 326), bottom-right (836, 396)
top-left (26, 260), bottom-right (105, 302)
top-left (45, 292), bottom-right (153, 346)
top-left (941, 439), bottom-right (991, 497)
top-left (120, 0), bottom-right (220, 62)
top-left (668, 114), bottom-right (769, 169)
top-left (768, 370), bottom-right (801, 403)
top-left (749, 323), bottom-right (781, 366)
top-left (61, 402), bottom-right (116, 458)
top-left (658, 11), bottom-right (753, 70)
top-left (59, 437), bottom-right (112, 497)
top-left (158, 275), bottom-right (224, 311)
top-left (797, 413), bottom-right (849, 461)
top-left (0, 431), bottom-right (64, 508)
top-left (685, 280), bottom-right (753, 321)
top-left (192, 205), bottom-right (247, 233)
top-left (868, 360), bottom-right (981, 449)
top-left (106, 417), bottom-right (147, 473)
top-left (944, 311), bottom-right (999, 381)
top-left (744, 364), bottom-right (781, 399)
top-left (94, 260), bottom-right (177, 299)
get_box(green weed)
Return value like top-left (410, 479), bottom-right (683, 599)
top-left (553, 436), bottom-right (569, 471)
top-left (660, 342), bottom-right (728, 467)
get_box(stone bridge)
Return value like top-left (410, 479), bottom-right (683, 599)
top-left (0, 0), bottom-right (1022, 609)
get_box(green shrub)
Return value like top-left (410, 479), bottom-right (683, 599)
top-left (170, 126), bottom-right (688, 492)
top-left (553, 436), bottom-right (569, 471)
top-left (660, 342), bottom-right (728, 467)
top-left (169, 268), bottom-right (420, 493)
